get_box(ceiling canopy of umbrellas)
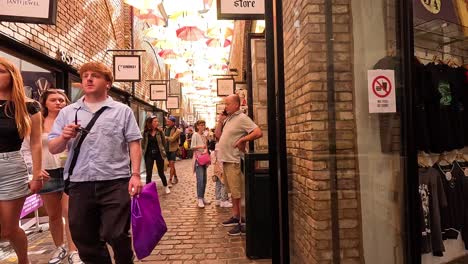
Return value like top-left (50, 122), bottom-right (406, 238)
top-left (125, 0), bottom-right (233, 122)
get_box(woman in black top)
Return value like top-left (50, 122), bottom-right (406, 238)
top-left (0, 57), bottom-right (46, 264)
top-left (141, 116), bottom-right (170, 194)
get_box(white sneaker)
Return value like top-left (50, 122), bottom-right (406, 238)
top-left (221, 201), bottom-right (233, 208)
top-left (165, 186), bottom-right (171, 194)
top-left (68, 251), bottom-right (84, 264)
top-left (48, 245), bottom-right (67, 264)
top-left (203, 199), bottom-right (211, 205)
top-left (197, 198), bottom-right (205, 208)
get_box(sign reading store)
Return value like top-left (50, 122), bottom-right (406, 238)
top-left (113, 55), bottom-right (141, 82)
top-left (217, 0), bottom-right (264, 20)
top-left (0, 0), bottom-right (57, 24)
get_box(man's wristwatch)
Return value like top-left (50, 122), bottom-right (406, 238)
top-left (131, 172), bottom-right (141, 177)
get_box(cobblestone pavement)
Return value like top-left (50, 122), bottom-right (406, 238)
top-left (0, 159), bottom-right (271, 264)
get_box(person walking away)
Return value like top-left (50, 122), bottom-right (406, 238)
top-left (48, 62), bottom-right (143, 264)
top-left (215, 94), bottom-right (263, 236)
top-left (22, 89), bottom-right (83, 263)
top-left (0, 57), bottom-right (47, 264)
top-left (141, 116), bottom-right (170, 194)
top-left (212, 143), bottom-right (232, 208)
top-left (179, 125), bottom-right (187, 159)
top-left (191, 120), bottom-right (210, 208)
top-left (186, 127), bottom-right (194, 159)
top-left (164, 116), bottom-right (180, 184)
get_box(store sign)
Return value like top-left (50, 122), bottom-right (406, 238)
top-left (368, 70), bottom-right (396, 113)
top-left (217, 0), bottom-right (264, 20)
top-left (150, 83), bottom-right (167, 101)
top-left (413, 0), bottom-right (458, 23)
top-left (20, 194), bottom-right (43, 219)
top-left (0, 0), bottom-right (57, 24)
top-left (166, 96), bottom-right (179, 109)
top-left (113, 55), bottom-right (141, 82)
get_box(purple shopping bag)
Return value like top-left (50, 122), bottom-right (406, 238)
top-left (131, 182), bottom-right (167, 260)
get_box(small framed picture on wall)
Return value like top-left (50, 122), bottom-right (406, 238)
top-left (217, 78), bottom-right (234, 96)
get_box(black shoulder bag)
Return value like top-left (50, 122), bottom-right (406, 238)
top-left (64, 106), bottom-right (108, 194)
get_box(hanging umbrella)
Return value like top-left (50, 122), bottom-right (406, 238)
top-left (151, 39), bottom-right (176, 49)
top-left (206, 26), bottom-right (233, 39)
top-left (134, 9), bottom-right (166, 26)
top-left (176, 26), bottom-right (205, 41)
top-left (206, 38), bottom-right (231, 48)
top-left (124, 0), bottom-right (161, 10)
top-left (157, 49), bottom-right (177, 59)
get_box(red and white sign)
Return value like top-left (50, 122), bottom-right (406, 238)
top-left (368, 70), bottom-right (396, 113)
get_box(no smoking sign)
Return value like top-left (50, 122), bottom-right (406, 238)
top-left (368, 70), bottom-right (396, 113)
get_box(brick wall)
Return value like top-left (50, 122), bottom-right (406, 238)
top-left (229, 20), bottom-right (248, 82)
top-left (282, 0), bottom-right (361, 263)
top-left (0, 1), bottom-right (162, 102)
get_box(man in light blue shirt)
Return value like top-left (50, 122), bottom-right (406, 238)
top-left (49, 62), bottom-right (142, 264)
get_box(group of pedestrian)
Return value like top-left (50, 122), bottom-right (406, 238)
top-left (0, 54), bottom-right (264, 264)
top-left (1, 58), bottom-right (142, 264)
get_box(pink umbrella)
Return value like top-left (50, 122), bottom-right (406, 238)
top-left (206, 38), bottom-right (231, 48)
top-left (157, 49), bottom-right (176, 59)
top-left (134, 9), bottom-right (166, 26)
top-left (176, 26), bottom-right (205, 41)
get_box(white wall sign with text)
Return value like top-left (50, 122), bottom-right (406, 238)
top-left (166, 96), bottom-right (179, 109)
top-left (150, 83), bottom-right (167, 101)
top-left (0, 0), bottom-right (57, 24)
top-left (368, 70), bottom-right (396, 113)
top-left (217, 78), bottom-right (234, 96)
top-left (113, 55), bottom-right (141, 82)
top-left (217, 0), bottom-right (264, 20)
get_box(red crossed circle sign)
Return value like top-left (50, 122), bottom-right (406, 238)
top-left (372, 75), bottom-right (392, 98)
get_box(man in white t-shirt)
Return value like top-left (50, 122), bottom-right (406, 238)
top-left (215, 94), bottom-right (262, 236)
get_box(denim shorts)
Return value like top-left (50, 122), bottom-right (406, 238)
top-left (38, 168), bottom-right (65, 194)
top-left (167, 151), bottom-right (177, 161)
top-left (0, 151), bottom-right (29, 200)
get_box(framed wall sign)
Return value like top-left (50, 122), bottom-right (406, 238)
top-left (217, 78), bottom-right (234, 96)
top-left (149, 83), bottom-right (167, 101)
top-left (166, 96), bottom-right (179, 109)
top-left (0, 0), bottom-right (57, 24)
top-left (169, 79), bottom-right (181, 95)
top-left (113, 55), bottom-right (141, 82)
top-left (217, 0), bottom-right (264, 20)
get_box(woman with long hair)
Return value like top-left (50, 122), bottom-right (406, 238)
top-left (141, 116), bottom-right (171, 194)
top-left (0, 57), bottom-right (46, 264)
top-left (191, 119), bottom-right (210, 208)
top-left (22, 89), bottom-right (83, 263)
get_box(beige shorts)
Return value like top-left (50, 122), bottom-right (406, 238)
top-left (223, 162), bottom-right (243, 199)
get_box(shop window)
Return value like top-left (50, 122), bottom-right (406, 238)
top-left (0, 50), bottom-right (56, 101)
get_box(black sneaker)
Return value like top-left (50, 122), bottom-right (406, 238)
top-left (222, 217), bottom-right (240, 227)
top-left (228, 224), bottom-right (242, 236)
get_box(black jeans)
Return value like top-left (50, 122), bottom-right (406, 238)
top-left (144, 152), bottom-right (168, 186)
top-left (68, 178), bottom-right (134, 264)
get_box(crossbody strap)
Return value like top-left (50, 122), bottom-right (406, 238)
top-left (68, 106), bottom-right (109, 176)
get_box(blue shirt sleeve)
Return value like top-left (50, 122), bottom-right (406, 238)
top-left (48, 109), bottom-right (66, 140)
top-left (124, 107), bottom-right (143, 142)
